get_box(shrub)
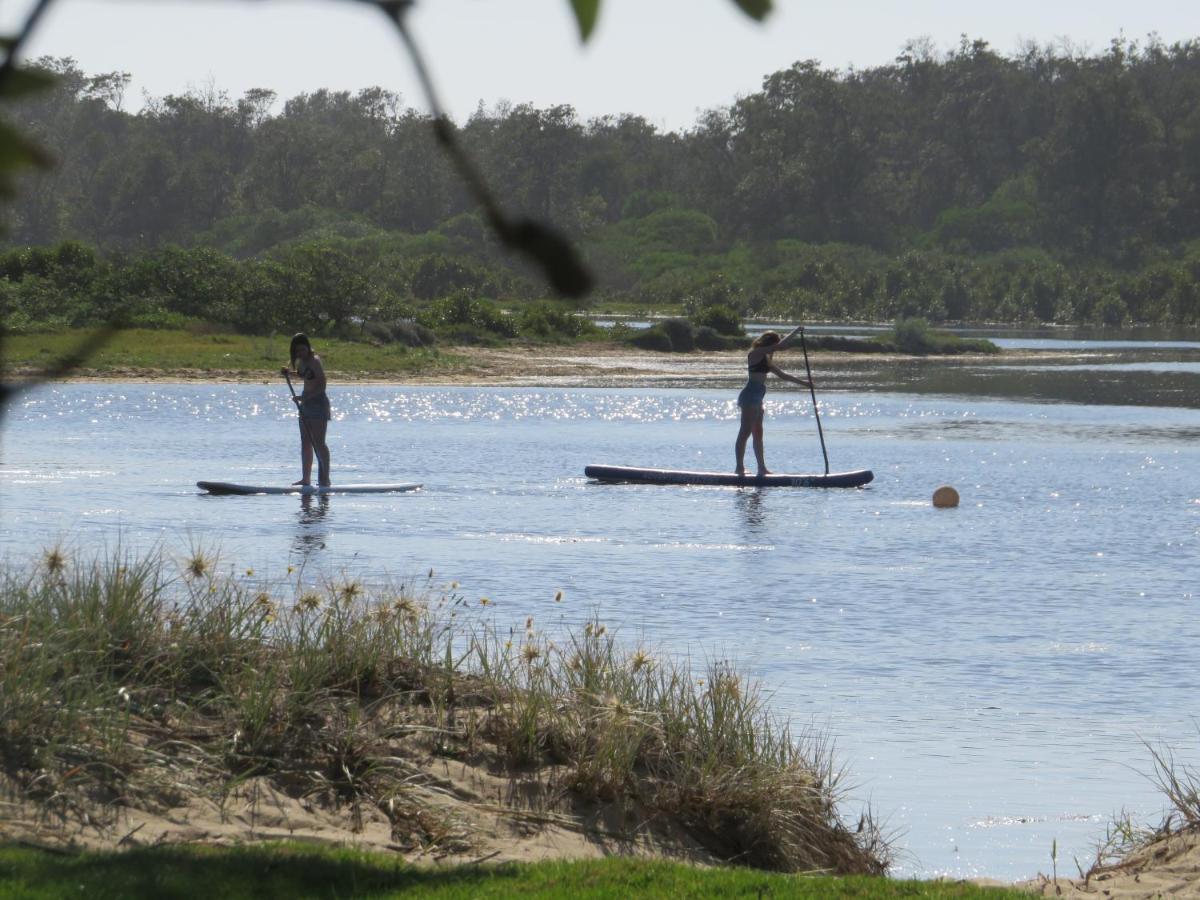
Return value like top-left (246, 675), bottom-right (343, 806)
top-left (516, 302), bottom-right (597, 341)
top-left (624, 318), bottom-right (699, 353)
top-left (364, 319), bottom-right (437, 347)
top-left (690, 303), bottom-right (744, 336)
top-left (418, 291), bottom-right (517, 338)
top-left (659, 318), bottom-right (696, 352)
top-left (626, 326), bottom-right (674, 352)
top-left (694, 325), bottom-right (740, 350)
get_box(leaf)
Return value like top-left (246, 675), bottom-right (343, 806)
top-left (0, 119), bottom-right (54, 170)
top-left (506, 218), bottom-right (593, 299)
top-left (730, 0), bottom-right (772, 21)
top-left (568, 0), bottom-right (600, 42)
top-left (0, 66), bottom-right (58, 100)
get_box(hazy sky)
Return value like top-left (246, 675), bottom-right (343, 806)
top-left (6, 0), bottom-right (1198, 131)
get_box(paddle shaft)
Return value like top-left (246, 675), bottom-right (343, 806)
top-left (798, 328), bottom-right (830, 475)
top-left (283, 370), bottom-right (321, 459)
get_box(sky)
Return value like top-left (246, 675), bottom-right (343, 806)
top-left (4, 0), bottom-right (1199, 132)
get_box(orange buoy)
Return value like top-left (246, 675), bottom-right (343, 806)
top-left (932, 485), bottom-right (960, 508)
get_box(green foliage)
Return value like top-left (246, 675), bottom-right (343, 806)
top-left (625, 318), bottom-right (702, 352)
top-left (410, 253), bottom-right (498, 301)
top-left (7, 40), bottom-right (1200, 328)
top-left (689, 303), bottom-right (744, 336)
top-left (417, 291), bottom-right (517, 342)
top-left (515, 301), bottom-right (599, 341)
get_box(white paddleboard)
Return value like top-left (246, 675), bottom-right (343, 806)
top-left (197, 481), bottom-right (421, 496)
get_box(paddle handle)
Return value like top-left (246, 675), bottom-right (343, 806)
top-left (798, 328), bottom-right (830, 475)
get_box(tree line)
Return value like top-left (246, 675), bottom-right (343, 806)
top-left (2, 36), bottom-right (1200, 335)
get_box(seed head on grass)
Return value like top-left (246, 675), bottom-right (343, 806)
top-left (630, 649), bottom-right (654, 673)
top-left (42, 547), bottom-right (67, 576)
top-left (299, 593), bottom-right (321, 612)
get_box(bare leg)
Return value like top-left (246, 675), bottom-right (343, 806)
top-left (297, 418), bottom-right (313, 484)
top-left (735, 405), bottom-right (760, 475)
top-left (752, 414), bottom-right (769, 475)
top-left (309, 419), bottom-right (331, 486)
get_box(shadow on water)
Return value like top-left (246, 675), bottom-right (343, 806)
top-left (292, 494), bottom-right (330, 563)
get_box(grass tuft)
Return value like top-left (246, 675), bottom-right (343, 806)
top-left (1, 546), bottom-right (888, 874)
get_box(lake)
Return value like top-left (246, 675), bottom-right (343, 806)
top-left (2, 331), bottom-right (1199, 881)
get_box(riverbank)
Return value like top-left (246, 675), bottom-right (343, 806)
top-left (1, 330), bottom-right (1032, 387)
top-left (3, 549), bottom-right (1199, 897)
top-left (0, 548), bottom-right (883, 877)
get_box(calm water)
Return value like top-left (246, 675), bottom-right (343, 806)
top-left (2, 337), bottom-right (1199, 881)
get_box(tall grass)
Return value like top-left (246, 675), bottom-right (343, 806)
top-left (0, 546), bottom-right (888, 875)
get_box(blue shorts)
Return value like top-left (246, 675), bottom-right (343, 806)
top-left (299, 393), bottom-right (331, 421)
top-left (737, 380), bottom-right (766, 408)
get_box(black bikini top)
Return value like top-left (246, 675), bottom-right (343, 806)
top-left (748, 354), bottom-right (771, 374)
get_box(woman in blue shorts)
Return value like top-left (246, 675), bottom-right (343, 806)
top-left (735, 325), bottom-right (810, 477)
top-left (281, 333), bottom-right (332, 487)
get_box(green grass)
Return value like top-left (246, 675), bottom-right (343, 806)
top-left (0, 843), bottom-right (1019, 898)
top-left (0, 328), bottom-right (461, 378)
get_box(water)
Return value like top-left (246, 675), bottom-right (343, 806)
top-left (2, 337), bottom-right (1200, 882)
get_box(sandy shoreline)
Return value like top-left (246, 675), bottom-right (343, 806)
top-left (9, 342), bottom-right (1055, 388)
top-left (5, 763), bottom-right (1197, 897)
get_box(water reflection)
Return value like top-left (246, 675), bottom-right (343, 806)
top-left (292, 493), bottom-right (330, 562)
top-left (734, 487), bottom-right (769, 532)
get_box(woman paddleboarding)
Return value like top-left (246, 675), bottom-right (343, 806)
top-left (735, 325), bottom-right (811, 477)
top-left (281, 333), bottom-right (331, 487)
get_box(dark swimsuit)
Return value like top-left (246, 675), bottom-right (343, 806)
top-left (298, 364), bottom-right (331, 421)
top-left (737, 354), bottom-right (770, 408)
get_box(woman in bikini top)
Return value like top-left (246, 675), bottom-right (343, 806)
top-left (280, 332), bottom-right (332, 487)
top-left (735, 326), bottom-right (811, 477)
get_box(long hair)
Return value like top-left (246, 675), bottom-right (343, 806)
top-left (289, 332), bottom-right (312, 367)
top-left (751, 330), bottom-right (781, 349)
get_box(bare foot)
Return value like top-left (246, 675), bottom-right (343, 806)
top-left (735, 468), bottom-right (746, 477)
top-left (757, 469), bottom-right (772, 477)
top-left (292, 479), bottom-right (310, 486)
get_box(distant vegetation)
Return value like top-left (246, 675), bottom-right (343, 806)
top-left (806, 318), bottom-right (1001, 355)
top-left (3, 38), bottom-right (1200, 341)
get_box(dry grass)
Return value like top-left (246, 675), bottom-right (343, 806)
top-left (0, 545), bottom-right (889, 874)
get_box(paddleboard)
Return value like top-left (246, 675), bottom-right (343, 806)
top-left (584, 465), bottom-right (872, 488)
top-left (197, 481), bottom-right (422, 496)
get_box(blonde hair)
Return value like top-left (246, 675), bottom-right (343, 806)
top-left (751, 331), bottom-right (781, 349)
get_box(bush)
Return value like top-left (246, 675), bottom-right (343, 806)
top-left (690, 303), bottom-right (744, 336)
top-left (659, 318), bottom-right (696, 351)
top-left (624, 318), bottom-right (698, 352)
top-left (891, 317), bottom-right (939, 354)
top-left (516, 302), bottom-right (597, 341)
top-left (418, 292), bottom-right (517, 338)
top-left (693, 325), bottom-right (741, 350)
top-left (364, 319), bottom-right (437, 347)
top-left (626, 326), bottom-right (674, 352)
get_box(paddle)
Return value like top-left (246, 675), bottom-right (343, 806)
top-left (797, 327), bottom-right (830, 475)
top-left (282, 370), bottom-right (321, 482)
